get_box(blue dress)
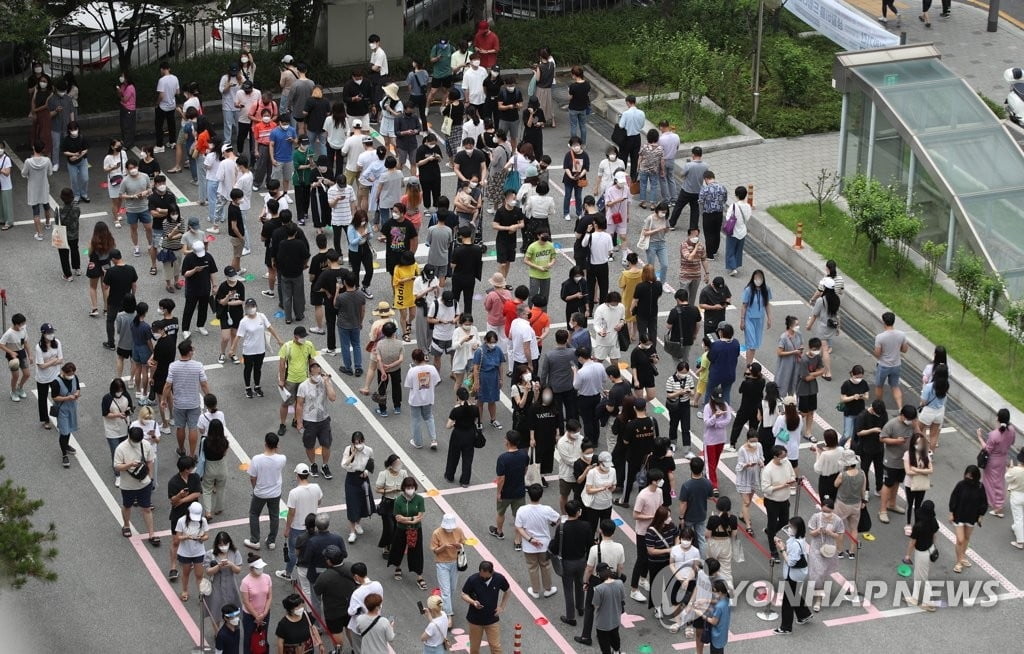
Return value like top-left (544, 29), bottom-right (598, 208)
top-left (742, 285), bottom-right (772, 350)
top-left (52, 375), bottom-right (80, 434)
top-left (472, 345), bottom-right (506, 403)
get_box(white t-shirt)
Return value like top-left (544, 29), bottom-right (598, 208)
top-left (404, 364), bottom-right (441, 407)
top-left (296, 378), bottom-right (330, 422)
top-left (586, 539), bottom-right (626, 571)
top-left (262, 191), bottom-right (290, 215)
top-left (592, 303), bottom-right (625, 349)
top-left (183, 95), bottom-right (202, 117)
top-left (156, 73), bottom-right (180, 111)
top-left (585, 231), bottom-right (614, 265)
top-left (34, 342), bottom-right (63, 384)
top-left (286, 483), bottom-right (323, 528)
top-left (462, 66), bottom-right (487, 105)
top-left (356, 149), bottom-right (378, 174)
top-left (248, 452), bottom-right (287, 499)
top-left (175, 515), bottom-right (209, 558)
top-left (370, 47), bottom-right (389, 76)
top-left (670, 542), bottom-right (702, 567)
top-left (129, 418), bottom-right (159, 448)
top-left (429, 300), bottom-right (459, 342)
top-left (424, 614), bottom-right (450, 647)
top-left (235, 88), bottom-right (260, 123)
top-left (234, 170), bottom-right (254, 211)
top-left (0, 154), bottom-right (14, 191)
top-left (104, 152), bottom-right (127, 183)
top-left (509, 318), bottom-right (537, 364)
top-left (197, 409), bottom-right (226, 438)
top-left (514, 503), bottom-right (560, 553)
top-left (597, 158), bottom-right (625, 195)
top-left (235, 313), bottom-right (272, 355)
top-left (583, 466), bottom-right (615, 510)
top-left (217, 157), bottom-right (239, 199)
top-left (328, 184), bottom-right (355, 226)
top-left (220, 75), bottom-right (240, 112)
top-left (342, 135), bottom-right (365, 172)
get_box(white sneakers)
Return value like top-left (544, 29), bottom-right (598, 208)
top-left (348, 532), bottom-right (357, 543)
top-left (197, 327), bottom-right (210, 336)
top-left (630, 589), bottom-right (647, 602)
top-left (354, 524), bottom-right (365, 535)
top-left (527, 587), bottom-right (541, 599)
top-left (543, 587), bottom-right (558, 598)
top-left (638, 577), bottom-right (650, 591)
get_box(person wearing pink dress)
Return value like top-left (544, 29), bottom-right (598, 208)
top-left (978, 408), bottom-right (1016, 516)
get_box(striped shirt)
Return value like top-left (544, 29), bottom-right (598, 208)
top-left (817, 275), bottom-right (845, 295)
top-left (166, 359), bottom-right (207, 410)
top-left (665, 371), bottom-right (695, 402)
top-left (678, 241), bottom-right (707, 281)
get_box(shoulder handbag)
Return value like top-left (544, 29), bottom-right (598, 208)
top-left (588, 540), bottom-right (605, 586)
top-left (358, 615), bottom-right (384, 638)
top-left (441, 115), bottom-right (453, 136)
top-left (109, 156), bottom-right (124, 187)
top-left (195, 436), bottom-right (207, 478)
top-left (617, 325), bottom-right (630, 352)
top-left (722, 204), bottom-right (738, 236)
top-left (548, 521), bottom-right (565, 576)
top-left (928, 543), bottom-right (939, 562)
top-left (525, 447), bottom-right (543, 486)
top-left (636, 217), bottom-right (651, 252)
top-left (457, 546), bottom-right (469, 572)
top-left (977, 448), bottom-right (990, 469)
top-left (634, 453), bottom-right (653, 491)
top-left (250, 621), bottom-right (269, 654)
top-left (127, 440), bottom-right (150, 481)
top-left (527, 75), bottom-right (537, 98)
top-left (51, 207), bottom-right (69, 250)
top-left (474, 422), bottom-right (487, 449)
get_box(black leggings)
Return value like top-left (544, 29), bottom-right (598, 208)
top-left (243, 352), bottom-right (265, 388)
top-left (324, 303), bottom-right (338, 351)
top-left (377, 369), bottom-right (402, 410)
top-left (37, 381), bottom-right (52, 423)
top-left (729, 406), bottom-right (758, 447)
top-left (59, 432), bottom-right (72, 456)
top-left (588, 262), bottom-right (609, 305)
top-left (596, 627), bottom-right (620, 654)
top-left (905, 488), bottom-right (926, 525)
top-left (630, 533), bottom-right (648, 588)
top-left (182, 295), bottom-right (209, 332)
top-left (667, 401), bottom-right (691, 446)
top-left (294, 184), bottom-right (311, 222)
top-left (882, 0), bottom-right (899, 17)
top-left (451, 277), bottom-right (474, 314)
top-left (860, 450), bottom-right (884, 493)
top-left (421, 176), bottom-right (441, 209)
top-left (326, 145), bottom-right (344, 179)
top-left (349, 245), bottom-right (374, 289)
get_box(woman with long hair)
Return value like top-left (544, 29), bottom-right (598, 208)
top-left (441, 88), bottom-right (464, 160)
top-left (811, 428), bottom-right (844, 503)
top-left (102, 139), bottom-right (128, 228)
top-left (35, 323), bottom-right (64, 430)
top-left (50, 362), bottom-right (80, 469)
top-left (201, 418), bottom-right (230, 518)
top-left (702, 388), bottom-right (733, 492)
top-left (102, 376), bottom-right (134, 485)
top-left (347, 209), bottom-right (374, 296)
top-left (806, 279), bottom-right (840, 379)
top-left (740, 269), bottom-right (772, 365)
top-left (87, 220), bottom-right (116, 315)
top-left (773, 395), bottom-right (803, 478)
top-left (341, 431), bottom-right (376, 544)
top-left (978, 408), bottom-right (1015, 519)
top-left (921, 345), bottom-right (947, 385)
top-left (774, 316), bottom-right (803, 397)
top-left (445, 386), bottom-right (480, 486)
top-left (809, 259), bottom-right (844, 302)
top-left (375, 454), bottom-right (408, 558)
top-left (735, 430), bottom-right (764, 534)
top-left (130, 302), bottom-right (152, 404)
top-left (918, 367), bottom-right (949, 450)
top-left (949, 465), bottom-right (988, 573)
top-left (903, 499), bottom-right (939, 611)
top-left (323, 101), bottom-right (347, 177)
top-left (204, 531), bottom-right (243, 628)
top-left (631, 264), bottom-right (662, 345)
top-left (758, 380), bottom-right (782, 463)
top-left (117, 69), bottom-right (137, 149)
top-left (510, 363), bottom-right (537, 435)
top-left (173, 501), bottom-right (209, 602)
top-left (903, 432), bottom-right (933, 536)
top-left (401, 180), bottom-right (425, 231)
top-left (644, 506), bottom-right (679, 610)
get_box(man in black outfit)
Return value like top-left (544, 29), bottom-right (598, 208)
top-left (274, 222), bottom-right (310, 323)
top-left (180, 241), bottom-right (217, 337)
top-left (101, 249), bottom-right (138, 349)
top-left (449, 225), bottom-right (484, 311)
top-left (452, 138), bottom-right (488, 190)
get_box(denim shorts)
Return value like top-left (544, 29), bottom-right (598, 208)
top-left (874, 364), bottom-right (901, 388)
top-left (126, 211), bottom-right (152, 225)
top-left (172, 405), bottom-right (201, 429)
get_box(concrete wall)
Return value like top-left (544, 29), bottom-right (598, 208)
top-left (325, 0), bottom-right (405, 69)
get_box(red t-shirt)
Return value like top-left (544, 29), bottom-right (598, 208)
top-left (252, 121), bottom-right (275, 145)
top-left (503, 298), bottom-right (522, 337)
top-left (528, 307), bottom-right (549, 339)
top-left (473, 31), bottom-right (500, 69)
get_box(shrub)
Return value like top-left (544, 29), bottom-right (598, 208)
top-left (951, 247), bottom-right (985, 324)
top-left (921, 240), bottom-right (948, 295)
top-left (975, 272), bottom-right (1006, 338)
top-left (766, 37), bottom-right (815, 107)
top-left (883, 208), bottom-right (922, 278)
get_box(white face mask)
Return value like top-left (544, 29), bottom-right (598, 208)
top-left (391, 210), bottom-right (401, 219)
top-left (354, 443), bottom-right (364, 451)
top-left (34, 66), bottom-right (42, 74)
top-left (521, 372), bottom-right (532, 383)
top-left (227, 616), bottom-right (240, 626)
top-left (291, 607), bottom-right (304, 617)
top-left (681, 539), bottom-right (692, 549)
top-left (262, 116), bottom-right (271, 123)
top-left (69, 130), bottom-right (79, 138)
top-left (44, 333), bottom-right (55, 341)
top-left (370, 43), bottom-right (379, 51)
top-left (508, 199), bottom-right (517, 207)
top-left (469, 181), bottom-right (479, 189)
top-left (246, 307), bottom-right (257, 316)
top-left (470, 59), bottom-right (480, 67)
top-left (582, 453), bottom-right (593, 462)
top-left (572, 146), bottom-right (583, 154)
top-left (128, 169), bottom-right (139, 177)
top-left (114, 392), bottom-right (124, 398)
top-left (118, 76), bottom-right (125, 84)
top-left (655, 479), bottom-right (664, 488)
top-left (38, 82), bottom-right (48, 89)
top-left (404, 489), bottom-right (415, 498)
top-left (754, 277), bottom-right (763, 286)
top-left (808, 350), bottom-right (820, 357)
top-left (792, 325), bottom-right (800, 333)
top-left (156, 184), bottom-right (167, 193)
top-left (850, 376), bottom-right (862, 384)
top-left (689, 236), bottom-right (699, 244)
top-left (490, 70), bottom-right (498, 78)
top-left (599, 462), bottom-right (609, 471)
top-left (573, 276), bottom-right (583, 282)
top-left (219, 544), bottom-right (230, 552)
top-left (786, 527), bottom-right (795, 537)
top-left (310, 374), bottom-right (322, 384)
top-left (462, 324), bottom-right (472, 331)
top-left (608, 154), bottom-right (617, 161)
top-left (241, 56), bottom-right (249, 64)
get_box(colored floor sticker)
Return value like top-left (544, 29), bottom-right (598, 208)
top-left (613, 518), bottom-right (623, 526)
top-left (373, 261), bottom-right (380, 269)
top-left (652, 406), bottom-right (666, 414)
top-left (274, 311), bottom-right (285, 318)
top-left (279, 509), bottom-right (289, 518)
top-left (487, 250), bottom-right (497, 256)
top-left (426, 489), bottom-right (440, 497)
top-left (100, 182), bottom-right (108, 189)
top-left (209, 319), bottom-right (220, 327)
top-left (553, 243), bottom-right (562, 249)
top-left (534, 617), bottom-right (549, 626)
top-left (345, 396), bottom-right (358, 405)
top-left (464, 537), bottom-right (478, 546)
top-left (205, 235), bottom-right (216, 242)
top-left (244, 274), bottom-right (255, 282)
top-left (176, 196), bottom-right (188, 204)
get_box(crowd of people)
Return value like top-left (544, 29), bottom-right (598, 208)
top-left (2, 19), bottom-right (1022, 654)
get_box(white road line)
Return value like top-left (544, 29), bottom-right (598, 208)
top-left (132, 147), bottom-right (197, 207)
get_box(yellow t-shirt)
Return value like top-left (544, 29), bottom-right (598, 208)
top-left (393, 263), bottom-right (419, 310)
top-left (278, 340), bottom-right (318, 384)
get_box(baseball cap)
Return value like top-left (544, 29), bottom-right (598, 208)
top-left (361, 135), bottom-right (374, 144)
top-left (188, 217), bottom-right (201, 229)
top-left (293, 325), bottom-right (308, 337)
top-left (244, 298), bottom-right (257, 308)
top-left (323, 544), bottom-right (344, 564)
top-left (40, 323), bottom-right (55, 334)
top-left (352, 120), bottom-right (362, 128)
top-left (821, 277), bottom-right (836, 289)
top-left (109, 248), bottom-right (122, 260)
top-left (221, 143), bottom-right (233, 153)
top-left (193, 242), bottom-right (206, 256)
top-left (188, 502), bottom-right (203, 520)
top-left (294, 462), bottom-right (311, 476)
top-left (281, 54), bottom-right (294, 64)
top-left (224, 266), bottom-right (239, 280)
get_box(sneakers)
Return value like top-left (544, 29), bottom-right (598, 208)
top-left (354, 524), bottom-right (364, 535)
top-left (160, 423), bottom-right (171, 434)
top-left (261, 290), bottom-right (276, 297)
top-left (243, 539), bottom-right (261, 550)
top-left (430, 440), bottom-right (438, 450)
top-left (527, 587), bottom-right (541, 599)
top-left (266, 542), bottom-right (276, 550)
top-left (904, 524), bottom-right (912, 536)
top-left (152, 146), bottom-right (166, 153)
top-left (846, 549), bottom-right (856, 559)
top-left (114, 476), bottom-right (121, 488)
top-left (274, 570), bottom-right (292, 580)
top-left (254, 387), bottom-right (264, 398)
top-left (375, 407), bottom-right (388, 417)
top-left (197, 327), bottom-right (209, 336)
top-left (638, 577), bottom-right (650, 591)
top-left (278, 423), bottom-right (287, 436)
top-left (564, 214), bottom-right (572, 221)
top-left (133, 246), bottom-right (141, 257)
top-left (513, 542), bottom-right (523, 552)
top-left (773, 628), bottom-right (792, 634)
top-left (242, 248), bottom-right (252, 256)
top-left (308, 327), bottom-right (326, 335)
top-left (66, 445), bottom-right (76, 454)
top-left (543, 587), bottom-right (558, 598)
top-left (409, 439), bottom-right (423, 449)
top-left (797, 614), bottom-right (814, 625)
top-left (310, 462), bottom-right (320, 477)
top-left (245, 387), bottom-right (254, 399)
top-left (321, 464), bottom-right (333, 480)
top-left (348, 532), bottom-right (357, 543)
top-left (724, 444), bottom-right (736, 452)
top-left (629, 589), bottom-right (647, 602)
top-left (218, 353), bottom-right (226, 364)
top-left (181, 331), bottom-right (191, 340)
top-left (488, 525), bottom-right (505, 540)
top-left (878, 512), bottom-right (890, 523)
top-left (206, 225), bottom-right (221, 234)
top-left (361, 287), bottom-right (374, 299)
top-left (490, 420), bottom-right (502, 429)
top-left (10, 391), bottom-right (20, 402)
top-left (62, 455), bottom-right (70, 468)
top-left (889, 505), bottom-right (906, 515)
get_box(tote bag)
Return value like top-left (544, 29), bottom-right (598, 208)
top-left (51, 210), bottom-right (68, 250)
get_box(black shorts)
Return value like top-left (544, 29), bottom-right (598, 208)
top-left (309, 292), bottom-right (324, 307)
top-left (430, 75), bottom-right (453, 89)
top-left (325, 613), bottom-right (349, 634)
top-left (301, 418), bottom-right (333, 449)
top-left (120, 486), bottom-right (153, 509)
top-left (883, 466), bottom-right (906, 488)
top-left (117, 347), bottom-right (132, 360)
top-left (798, 394), bottom-right (817, 413)
top-left (495, 238), bottom-right (517, 264)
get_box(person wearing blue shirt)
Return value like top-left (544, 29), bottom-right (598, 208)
top-left (705, 322), bottom-right (741, 405)
top-left (269, 114), bottom-right (298, 193)
top-left (704, 579), bottom-right (731, 653)
top-left (617, 95), bottom-right (645, 182)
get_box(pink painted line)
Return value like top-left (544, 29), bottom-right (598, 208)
top-left (672, 627), bottom-right (779, 650)
top-left (130, 535), bottom-right (202, 645)
top-left (824, 610), bottom-right (907, 626)
top-left (830, 572), bottom-right (879, 614)
top-left (429, 492), bottom-right (578, 653)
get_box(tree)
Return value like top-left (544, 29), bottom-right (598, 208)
top-left (0, 1), bottom-right (53, 67)
top-left (282, 0), bottom-right (327, 61)
top-left (974, 272), bottom-right (1005, 339)
top-left (667, 32), bottom-right (711, 129)
top-left (950, 247), bottom-right (985, 324)
top-left (0, 456), bottom-right (58, 588)
top-left (921, 240), bottom-right (947, 296)
top-left (1005, 299), bottom-right (1024, 368)
top-left (803, 168), bottom-right (839, 221)
top-left (630, 23), bottom-right (676, 104)
top-left (882, 207), bottom-right (921, 278)
top-left (843, 174), bottom-right (895, 265)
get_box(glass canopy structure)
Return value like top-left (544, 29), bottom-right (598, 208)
top-left (833, 45), bottom-right (1024, 298)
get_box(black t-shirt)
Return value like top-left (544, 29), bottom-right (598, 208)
top-left (495, 448), bottom-right (529, 500)
top-left (630, 346), bottom-right (658, 386)
top-left (737, 377), bottom-right (766, 413)
top-left (227, 204), bottom-right (245, 238)
top-left (261, 217), bottom-right (282, 244)
top-left (181, 253), bottom-right (216, 298)
top-left (568, 80), bottom-right (592, 111)
top-left (910, 519), bottom-right (939, 551)
top-left (215, 281), bottom-right (245, 321)
top-left (274, 615), bottom-right (313, 649)
top-left (148, 190), bottom-right (176, 232)
top-left (494, 206), bottom-right (523, 244)
top-left (854, 410), bottom-right (886, 454)
top-left (313, 266), bottom-right (348, 304)
top-left (622, 416), bottom-right (657, 462)
top-left (528, 403), bottom-right (562, 440)
top-left (451, 242), bottom-right (484, 282)
top-left (102, 264), bottom-right (138, 308)
top-left (607, 380), bottom-right (632, 414)
top-left (381, 218), bottom-right (417, 253)
top-left (573, 213), bottom-right (597, 260)
top-left (553, 517), bottom-right (593, 560)
top-left (308, 251), bottom-right (330, 283)
top-left (699, 285), bottom-right (731, 329)
top-left (138, 158), bottom-right (161, 179)
top-left (449, 403), bottom-right (480, 433)
top-left (453, 148), bottom-right (487, 181)
top-left (632, 281), bottom-right (662, 320)
top-left (276, 238), bottom-right (310, 278)
top-left (668, 304), bottom-right (702, 346)
top-left (462, 572), bottom-right (510, 626)
top-left (840, 379), bottom-right (870, 416)
top-left (706, 513), bottom-right (739, 537)
top-left (167, 472), bottom-right (202, 524)
top-left (653, 454), bottom-right (676, 506)
top-left (313, 564), bottom-right (359, 622)
top-left (415, 143), bottom-right (443, 182)
top-left (214, 626), bottom-right (240, 654)
top-left (497, 87), bottom-right (522, 122)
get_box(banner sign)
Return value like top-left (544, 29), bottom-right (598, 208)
top-left (785, 0), bottom-right (901, 51)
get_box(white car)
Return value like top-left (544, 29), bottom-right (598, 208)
top-left (46, 2), bottom-right (185, 74)
top-left (210, 0), bottom-right (288, 52)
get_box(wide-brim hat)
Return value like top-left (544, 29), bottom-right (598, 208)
top-left (372, 301), bottom-right (395, 317)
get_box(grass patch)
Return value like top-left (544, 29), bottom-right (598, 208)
top-left (978, 91), bottom-right (1006, 120)
top-left (640, 99), bottom-right (738, 143)
top-left (769, 202), bottom-right (1024, 408)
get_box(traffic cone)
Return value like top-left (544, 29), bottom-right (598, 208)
top-left (512, 623), bottom-right (522, 654)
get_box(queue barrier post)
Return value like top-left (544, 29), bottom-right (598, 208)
top-left (190, 594), bottom-right (212, 653)
top-left (293, 572), bottom-right (343, 654)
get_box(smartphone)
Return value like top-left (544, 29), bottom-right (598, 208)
top-left (417, 601), bottom-right (425, 615)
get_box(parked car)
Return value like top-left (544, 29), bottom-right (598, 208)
top-left (210, 0), bottom-right (288, 51)
top-left (405, 0), bottom-right (467, 31)
top-left (45, 2), bottom-right (185, 73)
top-left (494, 0), bottom-right (621, 19)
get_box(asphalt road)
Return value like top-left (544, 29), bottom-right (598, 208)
top-left (0, 84), bottom-right (1022, 653)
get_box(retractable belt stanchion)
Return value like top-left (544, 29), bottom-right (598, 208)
top-left (191, 594), bottom-right (213, 653)
top-left (293, 574), bottom-right (343, 654)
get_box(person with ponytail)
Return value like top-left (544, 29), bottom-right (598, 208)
top-left (977, 408), bottom-right (1015, 519)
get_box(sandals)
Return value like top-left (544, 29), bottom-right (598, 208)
top-left (394, 569), bottom-right (403, 581)
top-left (149, 536), bottom-right (161, 547)
top-left (179, 591), bottom-right (189, 602)
top-left (121, 527), bottom-right (132, 538)
top-left (166, 168), bottom-right (182, 174)
top-left (953, 563), bottom-right (963, 573)
top-left (403, 330), bottom-right (412, 343)
top-left (89, 308), bottom-right (100, 317)
top-left (149, 266), bottom-right (158, 276)
top-left (961, 559), bottom-right (973, 568)
top-left (416, 578), bottom-right (428, 591)
top-left (169, 568), bottom-right (180, 581)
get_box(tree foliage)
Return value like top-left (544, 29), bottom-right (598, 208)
top-left (975, 272), bottom-right (1005, 338)
top-left (0, 456), bottom-right (58, 588)
top-left (1005, 299), bottom-right (1024, 368)
top-left (883, 207), bottom-right (921, 278)
top-left (921, 240), bottom-right (947, 296)
top-left (950, 247), bottom-right (985, 325)
top-left (844, 174), bottom-right (899, 265)
top-left (0, 0), bottom-right (52, 62)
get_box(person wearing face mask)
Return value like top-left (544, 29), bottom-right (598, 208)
top-left (431, 513), bottom-right (468, 620)
top-left (450, 313), bottom-right (481, 390)
top-left (113, 425), bottom-right (159, 543)
top-left (395, 99), bottom-right (423, 176)
top-left (291, 136), bottom-right (315, 226)
top-left (341, 431), bottom-right (375, 544)
top-left (275, 593), bottom-right (323, 653)
top-left (49, 361), bottom-right (80, 469)
top-left (375, 454), bottom-right (409, 558)
top-left (114, 69), bottom-right (137, 149)
top-left (629, 467), bottom-right (665, 603)
top-left (472, 330), bottom-right (506, 429)
top-left (119, 160), bottom-right (153, 258)
top-left (240, 553), bottom-right (273, 651)
top-left (49, 80), bottom-right (78, 167)
top-left (215, 602), bottom-right (242, 653)
top-left (735, 269), bottom-right (772, 365)
top-left (582, 451), bottom-right (617, 535)
top-left (367, 34), bottom-right (389, 113)
top-left (389, 476), bottom-right (427, 589)
top-left (461, 55), bottom-right (487, 115)
top-left (774, 315), bottom-right (804, 397)
top-left (795, 336), bottom-right (826, 442)
top-left (230, 299), bottom-right (282, 398)
top-left (295, 362), bottom-right (338, 481)
top-left (773, 516), bottom-right (812, 633)
top-left (495, 75), bottom-right (524, 150)
top-left (529, 386), bottom-right (563, 483)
